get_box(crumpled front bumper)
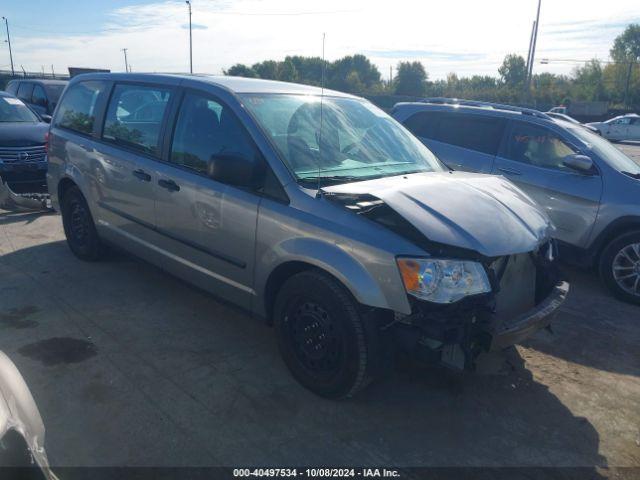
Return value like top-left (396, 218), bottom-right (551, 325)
top-left (490, 281), bottom-right (569, 351)
top-left (0, 161), bottom-right (50, 209)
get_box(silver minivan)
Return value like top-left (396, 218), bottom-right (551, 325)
top-left (47, 74), bottom-right (568, 398)
top-left (394, 99), bottom-right (640, 305)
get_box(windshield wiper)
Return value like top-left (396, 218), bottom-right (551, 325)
top-left (298, 175), bottom-right (374, 187)
top-left (621, 171), bottom-right (640, 179)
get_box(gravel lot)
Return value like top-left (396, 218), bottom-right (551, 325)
top-left (0, 144), bottom-right (639, 476)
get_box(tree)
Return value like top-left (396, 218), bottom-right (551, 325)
top-left (572, 59), bottom-right (606, 101)
top-left (610, 24), bottom-right (640, 62)
top-left (224, 64), bottom-right (256, 77)
top-left (329, 54), bottom-right (381, 93)
top-left (394, 61), bottom-right (428, 96)
top-left (252, 60), bottom-right (279, 80)
top-left (278, 58), bottom-right (298, 82)
top-left (498, 54), bottom-right (527, 87)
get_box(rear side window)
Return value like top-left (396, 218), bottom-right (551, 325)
top-left (436, 113), bottom-right (505, 155)
top-left (403, 111), bottom-right (440, 139)
top-left (505, 122), bottom-right (577, 171)
top-left (103, 84), bottom-right (172, 156)
top-left (404, 111), bottom-right (505, 155)
top-left (55, 81), bottom-right (106, 135)
top-left (17, 82), bottom-right (34, 102)
top-left (32, 85), bottom-right (47, 107)
top-left (6, 82), bottom-right (18, 95)
top-left (170, 92), bottom-right (256, 176)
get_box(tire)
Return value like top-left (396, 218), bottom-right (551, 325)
top-left (61, 186), bottom-right (106, 261)
top-left (599, 231), bottom-right (640, 305)
top-left (273, 270), bottom-right (381, 399)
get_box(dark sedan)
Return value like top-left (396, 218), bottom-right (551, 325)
top-left (0, 91), bottom-right (49, 209)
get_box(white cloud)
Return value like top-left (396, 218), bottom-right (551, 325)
top-left (7, 0), bottom-right (640, 79)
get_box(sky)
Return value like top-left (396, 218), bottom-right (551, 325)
top-left (1, 0), bottom-right (639, 80)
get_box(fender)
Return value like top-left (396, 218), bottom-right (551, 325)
top-left (587, 215), bottom-right (640, 263)
top-left (255, 236), bottom-right (410, 318)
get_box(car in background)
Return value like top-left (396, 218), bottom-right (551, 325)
top-left (546, 111), bottom-right (600, 134)
top-left (47, 73), bottom-right (567, 398)
top-left (586, 114), bottom-right (640, 142)
top-left (393, 98), bottom-right (640, 304)
top-left (0, 351), bottom-right (57, 479)
top-left (546, 111), bottom-right (580, 124)
top-left (0, 92), bottom-right (49, 210)
top-left (5, 79), bottom-right (68, 121)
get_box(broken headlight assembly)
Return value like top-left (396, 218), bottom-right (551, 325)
top-left (397, 257), bottom-right (491, 304)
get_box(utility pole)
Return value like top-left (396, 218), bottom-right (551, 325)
top-left (186, 1), bottom-right (193, 73)
top-left (2, 17), bottom-right (15, 76)
top-left (121, 48), bottom-right (129, 73)
top-left (528, 0), bottom-right (541, 81)
top-left (51, 64), bottom-right (55, 78)
top-left (525, 0), bottom-right (541, 96)
top-left (525, 21), bottom-right (536, 81)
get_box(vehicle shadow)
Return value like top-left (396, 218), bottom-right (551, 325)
top-left (522, 265), bottom-right (640, 378)
top-left (0, 209), bottom-right (55, 226)
top-left (0, 240), bottom-right (614, 473)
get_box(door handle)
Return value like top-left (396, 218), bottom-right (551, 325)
top-left (497, 167), bottom-right (522, 176)
top-left (132, 169), bottom-right (151, 182)
top-left (158, 179), bottom-right (180, 192)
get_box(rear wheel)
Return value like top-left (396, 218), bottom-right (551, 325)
top-left (61, 186), bottom-right (106, 261)
top-left (273, 270), bottom-right (380, 399)
top-left (599, 231), bottom-right (640, 305)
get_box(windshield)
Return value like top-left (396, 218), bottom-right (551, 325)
top-left (569, 125), bottom-right (640, 175)
top-left (0, 96), bottom-right (39, 123)
top-left (241, 94), bottom-right (444, 186)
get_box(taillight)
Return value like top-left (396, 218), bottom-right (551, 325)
top-left (44, 131), bottom-right (49, 155)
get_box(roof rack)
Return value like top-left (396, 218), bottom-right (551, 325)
top-left (420, 97), bottom-right (553, 120)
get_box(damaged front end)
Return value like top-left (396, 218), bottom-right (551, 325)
top-left (0, 145), bottom-right (50, 210)
top-left (326, 189), bottom-right (569, 371)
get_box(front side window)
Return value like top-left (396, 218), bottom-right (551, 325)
top-left (506, 123), bottom-right (577, 171)
top-left (241, 94), bottom-right (443, 186)
top-left (55, 81), bottom-right (106, 135)
top-left (103, 84), bottom-right (171, 155)
top-left (17, 82), bottom-right (34, 102)
top-left (32, 85), bottom-right (47, 107)
top-left (569, 125), bottom-right (640, 175)
top-left (0, 96), bottom-right (39, 123)
top-left (170, 92), bottom-right (255, 176)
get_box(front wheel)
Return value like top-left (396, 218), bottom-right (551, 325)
top-left (273, 270), bottom-right (381, 399)
top-left (61, 186), bottom-right (106, 261)
top-left (599, 231), bottom-right (640, 305)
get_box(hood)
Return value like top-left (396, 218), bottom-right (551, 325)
top-left (0, 122), bottom-right (48, 147)
top-left (323, 171), bottom-right (552, 257)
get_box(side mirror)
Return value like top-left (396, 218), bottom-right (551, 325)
top-left (207, 153), bottom-right (264, 188)
top-left (40, 114), bottom-right (52, 124)
top-left (563, 154), bottom-right (593, 174)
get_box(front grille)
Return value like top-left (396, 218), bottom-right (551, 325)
top-left (0, 145), bottom-right (47, 164)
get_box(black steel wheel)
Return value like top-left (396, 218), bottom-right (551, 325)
top-left (274, 270), bottom-right (380, 399)
top-left (61, 186), bottom-right (105, 261)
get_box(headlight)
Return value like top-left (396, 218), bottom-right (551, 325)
top-left (396, 257), bottom-right (491, 304)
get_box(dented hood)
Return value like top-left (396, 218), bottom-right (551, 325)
top-left (323, 171), bottom-right (552, 257)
